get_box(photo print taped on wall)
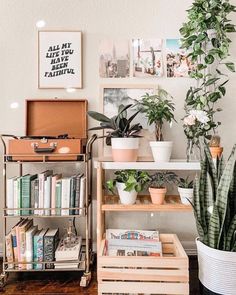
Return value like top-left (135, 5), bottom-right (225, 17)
top-left (38, 31), bottom-right (82, 88)
top-left (99, 39), bottom-right (130, 78)
top-left (166, 39), bottom-right (195, 78)
top-left (132, 39), bottom-right (164, 78)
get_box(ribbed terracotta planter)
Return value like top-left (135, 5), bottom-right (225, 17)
top-left (209, 147), bottom-right (223, 159)
top-left (149, 187), bottom-right (166, 204)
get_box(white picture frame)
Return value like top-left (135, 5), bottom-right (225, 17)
top-left (38, 30), bottom-right (82, 89)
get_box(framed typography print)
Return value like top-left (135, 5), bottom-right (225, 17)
top-left (38, 31), bottom-right (82, 88)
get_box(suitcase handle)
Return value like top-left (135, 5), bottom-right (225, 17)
top-left (34, 146), bottom-right (56, 153)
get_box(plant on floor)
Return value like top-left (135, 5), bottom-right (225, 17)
top-left (193, 142), bottom-right (236, 251)
top-left (180, 0), bottom-right (236, 147)
top-left (148, 171), bottom-right (178, 188)
top-left (107, 170), bottom-right (150, 193)
top-left (87, 104), bottom-right (142, 145)
top-left (137, 89), bottom-right (176, 141)
top-left (178, 176), bottom-right (194, 189)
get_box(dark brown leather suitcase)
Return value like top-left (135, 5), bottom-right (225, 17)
top-left (8, 99), bottom-right (87, 161)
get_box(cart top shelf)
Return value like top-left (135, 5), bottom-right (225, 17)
top-left (94, 157), bottom-right (200, 170)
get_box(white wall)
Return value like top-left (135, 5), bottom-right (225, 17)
top-left (1, 0), bottom-right (236, 254)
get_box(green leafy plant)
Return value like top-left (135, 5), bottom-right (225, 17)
top-left (180, 0), bottom-right (236, 144)
top-left (88, 104), bottom-right (142, 145)
top-left (178, 176), bottom-right (194, 189)
top-left (193, 142), bottom-right (236, 251)
top-left (148, 171), bottom-right (178, 188)
top-left (107, 170), bottom-right (150, 193)
top-left (137, 89), bottom-right (176, 141)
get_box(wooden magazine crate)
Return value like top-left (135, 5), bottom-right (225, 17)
top-left (97, 234), bottom-right (189, 295)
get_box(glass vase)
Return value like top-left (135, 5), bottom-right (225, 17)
top-left (186, 139), bottom-right (200, 162)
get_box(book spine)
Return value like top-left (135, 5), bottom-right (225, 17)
top-left (44, 236), bottom-right (55, 269)
top-left (74, 176), bottom-right (81, 215)
top-left (33, 236), bottom-right (43, 270)
top-left (19, 228), bottom-right (26, 269)
top-left (30, 179), bottom-right (36, 214)
top-left (26, 232), bottom-right (33, 270)
top-left (22, 177), bottom-right (30, 216)
top-left (69, 177), bottom-right (76, 215)
top-left (61, 179), bottom-right (70, 216)
top-left (38, 174), bottom-right (44, 216)
top-left (13, 179), bottom-right (18, 216)
top-left (6, 179), bottom-right (14, 216)
top-left (44, 176), bottom-right (51, 216)
top-left (79, 177), bottom-right (86, 215)
top-left (34, 179), bottom-right (39, 215)
top-left (51, 177), bottom-right (56, 216)
top-left (55, 181), bottom-right (62, 216)
top-left (11, 227), bottom-right (18, 263)
top-left (5, 233), bottom-right (14, 269)
top-left (17, 178), bottom-right (22, 216)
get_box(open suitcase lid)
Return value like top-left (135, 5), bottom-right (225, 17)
top-left (26, 99), bottom-right (87, 138)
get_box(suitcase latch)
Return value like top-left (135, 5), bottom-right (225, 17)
top-left (31, 142), bottom-right (57, 153)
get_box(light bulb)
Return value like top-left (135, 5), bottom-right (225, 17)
top-left (36, 20), bottom-right (46, 29)
top-left (10, 102), bottom-right (19, 109)
top-left (66, 88), bottom-right (76, 93)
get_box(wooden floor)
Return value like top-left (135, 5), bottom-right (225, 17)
top-left (0, 256), bottom-right (200, 294)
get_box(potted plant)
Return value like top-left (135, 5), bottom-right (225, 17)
top-left (209, 134), bottom-right (223, 159)
top-left (148, 171), bottom-right (177, 205)
top-left (106, 170), bottom-right (150, 205)
top-left (193, 142), bottom-right (236, 294)
top-left (88, 104), bottom-right (142, 162)
top-left (180, 0), bottom-right (235, 160)
top-left (177, 176), bottom-right (194, 205)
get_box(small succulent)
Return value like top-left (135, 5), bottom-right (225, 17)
top-left (148, 171), bottom-right (178, 189)
top-left (107, 170), bottom-right (150, 193)
top-left (178, 176), bottom-right (193, 189)
top-left (88, 104), bottom-right (142, 145)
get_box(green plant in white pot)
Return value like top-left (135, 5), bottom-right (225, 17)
top-left (88, 104), bottom-right (142, 162)
top-left (177, 176), bottom-right (194, 205)
top-left (107, 170), bottom-right (150, 205)
top-left (138, 89), bottom-right (176, 162)
top-left (193, 142), bottom-right (236, 294)
top-left (148, 171), bottom-right (178, 205)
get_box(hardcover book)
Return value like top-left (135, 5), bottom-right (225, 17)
top-left (19, 219), bottom-right (33, 269)
top-left (13, 178), bottom-right (19, 216)
top-left (33, 228), bottom-right (48, 270)
top-left (44, 174), bottom-right (52, 216)
top-left (5, 232), bottom-right (14, 269)
top-left (31, 178), bottom-right (39, 214)
top-left (44, 228), bottom-right (59, 269)
top-left (51, 174), bottom-right (62, 215)
top-left (79, 176), bottom-right (86, 215)
top-left (22, 174), bottom-right (37, 216)
top-left (25, 225), bottom-right (38, 270)
top-left (6, 177), bottom-right (17, 216)
top-left (38, 170), bottom-right (53, 215)
top-left (61, 178), bottom-right (71, 216)
top-left (69, 176), bottom-right (77, 215)
top-left (55, 236), bottom-right (82, 261)
top-left (17, 177), bottom-right (22, 216)
top-left (11, 219), bottom-right (24, 264)
top-left (106, 229), bottom-right (160, 241)
top-left (74, 174), bottom-right (83, 215)
top-left (55, 179), bottom-right (62, 216)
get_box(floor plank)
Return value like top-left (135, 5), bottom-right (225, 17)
top-left (0, 256), bottom-right (199, 294)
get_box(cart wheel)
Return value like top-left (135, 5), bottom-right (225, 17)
top-left (80, 272), bottom-right (91, 287)
top-left (0, 273), bottom-right (8, 290)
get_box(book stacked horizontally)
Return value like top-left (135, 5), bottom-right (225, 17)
top-left (106, 229), bottom-right (162, 257)
top-left (5, 218), bottom-right (59, 270)
top-left (54, 236), bottom-right (83, 269)
top-left (6, 171), bottom-right (86, 216)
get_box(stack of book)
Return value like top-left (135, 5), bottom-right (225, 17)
top-left (5, 218), bottom-right (59, 270)
top-left (6, 171), bottom-right (86, 216)
top-left (106, 229), bottom-right (162, 257)
top-left (54, 236), bottom-right (83, 269)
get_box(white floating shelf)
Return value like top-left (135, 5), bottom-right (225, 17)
top-left (94, 158), bottom-right (200, 170)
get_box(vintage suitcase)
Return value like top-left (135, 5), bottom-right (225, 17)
top-left (8, 99), bottom-right (87, 161)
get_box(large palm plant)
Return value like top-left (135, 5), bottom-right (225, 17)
top-left (193, 142), bottom-right (236, 251)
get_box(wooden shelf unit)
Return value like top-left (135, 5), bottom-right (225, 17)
top-left (96, 159), bottom-right (199, 295)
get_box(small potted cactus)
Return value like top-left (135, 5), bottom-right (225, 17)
top-left (209, 135), bottom-right (223, 159)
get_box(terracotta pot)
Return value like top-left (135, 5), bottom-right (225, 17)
top-left (149, 187), bottom-right (167, 204)
top-left (209, 146), bottom-right (223, 159)
top-left (111, 138), bottom-right (139, 162)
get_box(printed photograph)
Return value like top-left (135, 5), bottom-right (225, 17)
top-left (99, 39), bottom-right (130, 78)
top-left (132, 39), bottom-right (163, 77)
top-left (166, 39), bottom-right (195, 78)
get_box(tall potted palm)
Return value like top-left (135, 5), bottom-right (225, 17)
top-left (193, 142), bottom-right (236, 294)
top-left (138, 89), bottom-right (176, 162)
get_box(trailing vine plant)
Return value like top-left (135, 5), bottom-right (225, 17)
top-left (180, 0), bottom-right (236, 149)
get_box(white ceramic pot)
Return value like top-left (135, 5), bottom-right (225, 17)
top-left (111, 138), bottom-right (139, 162)
top-left (116, 182), bottom-right (137, 205)
top-left (196, 239), bottom-right (236, 295)
top-left (149, 141), bottom-right (173, 162)
top-left (178, 187), bottom-right (193, 204)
